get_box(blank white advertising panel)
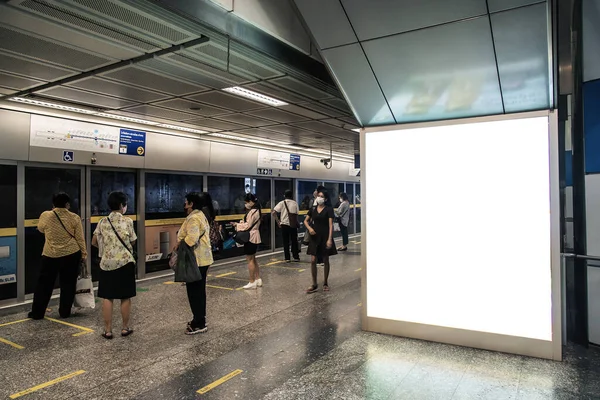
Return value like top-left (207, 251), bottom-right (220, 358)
top-left (365, 116), bottom-right (552, 341)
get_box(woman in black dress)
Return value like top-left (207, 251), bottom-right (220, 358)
top-left (304, 190), bottom-right (337, 293)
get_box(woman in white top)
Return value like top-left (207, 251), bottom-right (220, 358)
top-left (92, 191), bottom-right (137, 340)
top-left (233, 193), bottom-right (262, 290)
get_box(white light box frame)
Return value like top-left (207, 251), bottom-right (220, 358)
top-left (360, 111), bottom-right (562, 360)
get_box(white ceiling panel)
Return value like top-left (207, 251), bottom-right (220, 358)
top-left (102, 66), bottom-right (209, 95)
top-left (66, 77), bottom-right (170, 103)
top-left (36, 86), bottom-right (138, 108)
top-left (0, 71), bottom-right (44, 90)
top-left (152, 98), bottom-right (231, 117)
top-left (0, 52), bottom-right (75, 82)
top-left (122, 104), bottom-right (199, 121)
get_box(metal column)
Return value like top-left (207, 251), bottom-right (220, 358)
top-left (16, 163), bottom-right (25, 302)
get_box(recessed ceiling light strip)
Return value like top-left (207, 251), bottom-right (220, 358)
top-left (222, 86), bottom-right (288, 106)
top-left (8, 97), bottom-right (97, 114)
top-left (95, 113), bottom-right (159, 126)
top-left (157, 124), bottom-right (207, 134)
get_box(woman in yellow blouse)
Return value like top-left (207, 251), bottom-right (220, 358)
top-left (29, 192), bottom-right (87, 320)
top-left (178, 192), bottom-right (214, 335)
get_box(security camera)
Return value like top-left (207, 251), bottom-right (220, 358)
top-left (320, 158), bottom-right (331, 167)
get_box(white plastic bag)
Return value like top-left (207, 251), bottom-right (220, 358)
top-left (74, 276), bottom-right (95, 309)
top-left (333, 222), bottom-right (341, 232)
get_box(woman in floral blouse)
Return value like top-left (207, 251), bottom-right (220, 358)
top-left (178, 192), bottom-right (214, 335)
top-left (92, 191), bottom-right (137, 339)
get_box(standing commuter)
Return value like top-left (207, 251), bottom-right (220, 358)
top-left (305, 190), bottom-right (337, 293)
top-left (312, 186), bottom-right (326, 266)
top-left (335, 193), bottom-right (351, 251)
top-left (233, 193), bottom-right (262, 289)
top-left (178, 192), bottom-right (214, 335)
top-left (29, 192), bottom-right (87, 320)
top-left (92, 191), bottom-right (137, 339)
top-left (272, 190), bottom-right (300, 263)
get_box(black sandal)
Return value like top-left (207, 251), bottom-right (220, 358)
top-left (121, 328), bottom-right (134, 337)
top-left (306, 284), bottom-right (318, 294)
top-left (102, 332), bottom-right (113, 340)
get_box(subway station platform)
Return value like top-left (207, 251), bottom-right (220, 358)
top-left (1, 242), bottom-right (600, 400)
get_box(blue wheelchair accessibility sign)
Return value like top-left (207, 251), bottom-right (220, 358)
top-left (63, 151), bottom-right (74, 163)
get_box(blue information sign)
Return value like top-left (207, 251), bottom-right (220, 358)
top-left (289, 154), bottom-right (301, 171)
top-left (119, 129), bottom-right (146, 156)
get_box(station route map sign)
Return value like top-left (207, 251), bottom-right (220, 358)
top-left (258, 150), bottom-right (301, 171)
top-left (30, 115), bottom-right (146, 157)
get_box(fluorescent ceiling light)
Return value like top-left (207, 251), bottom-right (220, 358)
top-left (96, 113), bottom-right (159, 126)
top-left (222, 87), bottom-right (288, 106)
top-left (157, 124), bottom-right (207, 134)
top-left (8, 97), bottom-right (97, 114)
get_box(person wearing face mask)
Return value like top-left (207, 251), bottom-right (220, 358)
top-left (335, 193), bottom-right (350, 251)
top-left (92, 191), bottom-right (137, 340)
top-left (178, 192), bottom-right (214, 335)
top-left (233, 193), bottom-right (262, 289)
top-left (304, 190), bottom-right (337, 293)
top-left (312, 186), bottom-right (326, 266)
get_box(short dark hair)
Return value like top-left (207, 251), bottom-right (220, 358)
top-left (52, 192), bottom-right (70, 208)
top-left (339, 192), bottom-right (349, 201)
top-left (107, 191), bottom-right (128, 211)
top-left (185, 192), bottom-right (202, 210)
top-left (317, 190), bottom-right (332, 206)
top-left (284, 190), bottom-right (293, 199)
top-left (316, 185), bottom-right (326, 193)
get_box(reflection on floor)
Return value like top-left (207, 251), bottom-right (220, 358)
top-left (1, 240), bottom-right (600, 399)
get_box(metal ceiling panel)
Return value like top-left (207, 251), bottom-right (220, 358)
top-left (319, 98), bottom-right (352, 114)
top-left (122, 104), bottom-right (198, 121)
top-left (139, 57), bottom-right (240, 90)
top-left (0, 25), bottom-right (113, 71)
top-left (246, 108), bottom-right (310, 123)
top-left (0, 87), bottom-right (16, 95)
top-left (167, 53), bottom-right (249, 84)
top-left (269, 76), bottom-right (334, 100)
top-left (279, 104), bottom-right (330, 119)
top-left (362, 17), bottom-right (504, 123)
top-left (320, 118), bottom-right (346, 128)
top-left (297, 102), bottom-right (348, 118)
top-left (0, 71), bottom-right (43, 90)
top-left (322, 43), bottom-right (395, 126)
top-left (186, 91), bottom-right (267, 112)
top-left (263, 124), bottom-right (322, 137)
top-left (292, 0), bottom-right (357, 50)
top-left (340, 0), bottom-right (487, 41)
top-left (491, 3), bottom-right (551, 112)
top-left (243, 82), bottom-right (309, 103)
top-left (66, 77), bottom-right (170, 103)
top-left (290, 120), bottom-right (357, 138)
top-left (213, 114), bottom-right (279, 127)
top-left (187, 41), bottom-right (284, 80)
top-left (0, 52), bottom-right (75, 81)
top-left (103, 110), bottom-right (184, 125)
top-left (15, 0), bottom-right (161, 52)
top-left (36, 86), bottom-right (138, 108)
top-left (102, 66), bottom-right (208, 95)
top-left (152, 98), bottom-right (231, 117)
top-left (182, 118), bottom-right (248, 131)
top-left (234, 128), bottom-right (295, 142)
top-left (339, 116), bottom-right (360, 125)
top-left (488, 0), bottom-right (545, 13)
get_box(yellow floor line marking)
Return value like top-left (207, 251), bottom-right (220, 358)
top-left (0, 336), bottom-right (24, 350)
top-left (206, 285), bottom-right (234, 291)
top-left (355, 268), bottom-right (362, 271)
top-left (214, 276), bottom-right (248, 282)
top-left (0, 318), bottom-right (30, 328)
top-left (264, 260), bottom-right (285, 266)
top-left (197, 369), bottom-right (243, 394)
top-left (298, 269), bottom-right (306, 272)
top-left (72, 331), bottom-right (93, 337)
top-left (215, 271), bottom-right (237, 278)
top-left (10, 370), bottom-right (86, 399)
top-left (357, 302), bottom-right (362, 307)
top-left (44, 317), bottom-right (94, 336)
top-left (163, 281), bottom-right (177, 285)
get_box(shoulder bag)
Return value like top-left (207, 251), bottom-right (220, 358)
top-left (282, 200), bottom-right (299, 228)
top-left (53, 210), bottom-right (86, 268)
top-left (107, 216), bottom-right (137, 263)
top-left (233, 210), bottom-right (260, 245)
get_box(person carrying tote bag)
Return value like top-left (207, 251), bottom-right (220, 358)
top-left (177, 192), bottom-right (214, 335)
top-left (233, 193), bottom-right (262, 290)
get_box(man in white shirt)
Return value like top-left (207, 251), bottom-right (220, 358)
top-left (272, 190), bottom-right (300, 262)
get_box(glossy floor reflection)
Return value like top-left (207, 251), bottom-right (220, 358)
top-left (1, 238), bottom-right (600, 399)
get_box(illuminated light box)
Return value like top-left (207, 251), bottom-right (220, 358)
top-left (361, 112), bottom-right (561, 360)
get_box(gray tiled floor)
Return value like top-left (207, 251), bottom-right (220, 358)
top-left (1, 239), bottom-right (600, 399)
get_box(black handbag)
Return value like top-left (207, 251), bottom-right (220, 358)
top-left (234, 210), bottom-right (260, 245)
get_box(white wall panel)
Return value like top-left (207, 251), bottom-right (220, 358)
top-left (145, 132), bottom-right (210, 172)
top-left (585, 174), bottom-right (600, 343)
top-left (0, 109), bottom-right (29, 161)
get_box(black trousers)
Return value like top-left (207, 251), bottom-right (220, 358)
top-left (31, 251), bottom-right (81, 319)
top-left (281, 224), bottom-right (300, 260)
top-left (186, 266), bottom-right (209, 329)
top-left (340, 223), bottom-right (349, 246)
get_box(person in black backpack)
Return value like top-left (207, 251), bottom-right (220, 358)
top-left (272, 190), bottom-right (300, 263)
